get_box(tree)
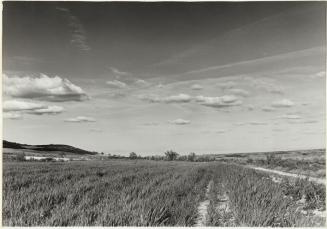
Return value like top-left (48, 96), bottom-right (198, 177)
top-left (187, 152), bottom-right (196, 162)
top-left (129, 152), bottom-right (138, 159)
top-left (165, 150), bottom-right (179, 161)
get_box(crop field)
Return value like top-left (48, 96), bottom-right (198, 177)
top-left (3, 160), bottom-right (326, 227)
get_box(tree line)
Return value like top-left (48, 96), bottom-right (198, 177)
top-left (105, 150), bottom-right (216, 162)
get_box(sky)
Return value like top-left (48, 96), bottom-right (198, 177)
top-left (3, 1), bottom-right (326, 155)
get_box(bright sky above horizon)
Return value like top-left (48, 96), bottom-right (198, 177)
top-left (3, 2), bottom-right (326, 155)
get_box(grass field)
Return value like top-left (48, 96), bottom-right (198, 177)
top-left (3, 160), bottom-right (325, 226)
top-left (215, 149), bottom-right (326, 178)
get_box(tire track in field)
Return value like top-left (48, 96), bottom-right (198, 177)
top-left (195, 181), bottom-right (212, 226)
top-left (250, 166), bottom-right (325, 184)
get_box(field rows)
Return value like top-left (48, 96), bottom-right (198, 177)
top-left (3, 160), bottom-right (326, 226)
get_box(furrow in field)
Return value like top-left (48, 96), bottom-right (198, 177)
top-left (195, 181), bottom-right (212, 226)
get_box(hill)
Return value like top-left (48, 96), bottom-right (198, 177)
top-left (3, 140), bottom-right (97, 155)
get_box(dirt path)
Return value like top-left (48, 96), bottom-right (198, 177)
top-left (250, 166), bottom-right (325, 185)
top-left (195, 181), bottom-right (212, 226)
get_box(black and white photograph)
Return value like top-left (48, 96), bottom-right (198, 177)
top-left (2, 1), bottom-right (326, 227)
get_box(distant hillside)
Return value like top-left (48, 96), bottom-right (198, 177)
top-left (3, 140), bottom-right (97, 155)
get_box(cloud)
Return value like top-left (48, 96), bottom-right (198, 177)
top-left (246, 77), bottom-right (283, 94)
top-left (217, 81), bottom-right (236, 90)
top-left (262, 106), bottom-right (276, 112)
top-left (135, 79), bottom-right (151, 87)
top-left (4, 74), bottom-right (89, 102)
top-left (191, 84), bottom-right (203, 90)
top-left (246, 105), bottom-right (255, 111)
top-left (138, 94), bottom-right (162, 103)
top-left (272, 99), bottom-right (294, 108)
top-left (228, 88), bottom-right (250, 97)
top-left (249, 121), bottom-right (268, 125)
top-left (138, 93), bottom-right (192, 103)
top-left (216, 129), bottom-right (227, 134)
top-left (57, 7), bottom-right (91, 51)
top-left (302, 120), bottom-right (318, 124)
top-left (234, 122), bottom-right (247, 126)
top-left (195, 95), bottom-right (242, 108)
top-left (27, 106), bottom-right (64, 115)
top-left (108, 67), bottom-right (129, 78)
top-left (309, 71), bottom-right (325, 79)
top-left (164, 94), bottom-right (192, 103)
top-left (106, 80), bottom-right (127, 89)
top-left (4, 100), bottom-right (64, 115)
top-left (143, 122), bottom-right (160, 126)
top-left (278, 114), bottom-right (301, 120)
top-left (64, 116), bottom-right (96, 123)
top-left (169, 119), bottom-right (191, 125)
top-left (157, 83), bottom-right (164, 88)
top-left (3, 112), bottom-right (22, 120)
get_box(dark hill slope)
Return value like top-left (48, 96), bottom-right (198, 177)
top-left (3, 140), bottom-right (97, 155)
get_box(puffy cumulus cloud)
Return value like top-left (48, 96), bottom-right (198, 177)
top-left (195, 95), bottom-right (242, 108)
top-left (4, 100), bottom-right (64, 115)
top-left (191, 84), bottom-right (203, 90)
top-left (3, 112), bottom-right (23, 120)
top-left (64, 116), bottom-right (96, 123)
top-left (262, 106), bottom-right (276, 112)
top-left (217, 81), bottom-right (236, 90)
top-left (272, 99), bottom-right (295, 108)
top-left (106, 80), bottom-right (127, 89)
top-left (228, 88), bottom-right (250, 97)
top-left (4, 74), bottom-right (89, 102)
top-left (164, 94), bottom-right (192, 103)
top-left (169, 118), bottom-right (191, 125)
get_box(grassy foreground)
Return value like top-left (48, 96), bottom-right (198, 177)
top-left (3, 160), bottom-right (325, 226)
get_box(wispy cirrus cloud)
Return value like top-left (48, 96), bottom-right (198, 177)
top-left (64, 116), bottom-right (96, 123)
top-left (106, 80), bottom-right (128, 89)
top-left (56, 6), bottom-right (91, 51)
top-left (4, 73), bottom-right (89, 102)
top-left (138, 93), bottom-right (192, 103)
